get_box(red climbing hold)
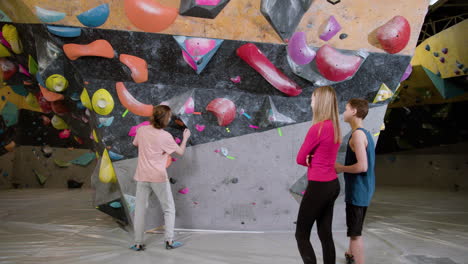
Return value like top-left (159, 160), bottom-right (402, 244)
top-left (376, 16), bottom-right (411, 54)
top-left (237, 43), bottom-right (302, 97)
top-left (206, 98), bottom-right (236, 126)
top-left (315, 44), bottom-right (363, 82)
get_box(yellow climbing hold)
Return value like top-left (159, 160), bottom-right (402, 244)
top-left (51, 115), bottom-right (68, 130)
top-left (0, 43), bottom-right (11, 57)
top-left (92, 129), bottom-right (99, 143)
top-left (99, 149), bottom-right (117, 183)
top-left (380, 123), bottom-right (386, 131)
top-left (45, 74), bottom-right (69, 92)
top-left (91, 89), bottom-right (114, 115)
top-left (80, 88), bottom-right (93, 110)
top-left (2, 24), bottom-right (22, 54)
top-left (25, 93), bottom-right (40, 108)
top-left (373, 83), bottom-right (394, 103)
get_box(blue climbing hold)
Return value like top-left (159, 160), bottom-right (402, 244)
top-left (36, 72), bottom-right (46, 87)
top-left (433, 52), bottom-right (439, 57)
top-left (47, 25), bottom-right (82, 38)
top-left (10, 85), bottom-right (29, 96)
top-left (77, 4), bottom-right (110, 27)
top-left (35, 6), bottom-right (66, 23)
top-left (109, 151), bottom-right (124, 161)
top-left (425, 44), bottom-right (430, 51)
top-left (109, 201), bottom-right (122, 208)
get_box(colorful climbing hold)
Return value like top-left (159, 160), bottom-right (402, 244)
top-left (116, 82), bottom-right (153, 117)
top-left (277, 127), bottom-right (283, 136)
top-left (80, 88), bottom-right (93, 110)
top-left (59, 129), bottom-right (71, 139)
top-left (206, 98), bottom-right (236, 126)
top-left (195, 124), bottom-right (205, 132)
top-left (47, 25), bottom-right (82, 37)
top-left (178, 187), bottom-right (189, 194)
top-left (237, 43), bottom-right (302, 96)
top-left (128, 121), bottom-right (150, 137)
top-left (376, 16), bottom-right (411, 54)
top-left (319, 16), bottom-right (341, 41)
top-left (124, 0), bottom-right (178, 33)
top-left (63, 40), bottom-right (114, 61)
top-left (51, 115), bottom-right (68, 130)
top-left (28, 55), bottom-right (38, 75)
top-left (442, 48), bottom-right (448, 54)
top-left (119, 54), bottom-right (149, 83)
top-left (287, 32), bottom-right (316, 65)
top-left (99, 149), bottom-right (117, 183)
top-left (440, 57), bottom-right (445, 63)
top-left (315, 44), bottom-right (363, 82)
top-left (46, 74), bottom-right (69, 92)
top-left (373, 83), bottom-right (393, 103)
top-left (92, 89), bottom-right (114, 115)
top-left (339, 33), bottom-right (348, 40)
top-left (35, 6), bottom-right (66, 23)
top-left (230, 76), bottom-right (242, 83)
top-left (2, 24), bottom-right (22, 54)
top-left (77, 4), bottom-right (110, 27)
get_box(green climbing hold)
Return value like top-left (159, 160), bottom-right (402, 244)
top-left (28, 55), bottom-right (38, 75)
top-left (54, 159), bottom-right (71, 168)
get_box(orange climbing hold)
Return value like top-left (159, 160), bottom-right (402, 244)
top-left (124, 0), bottom-right (178, 33)
top-left (115, 82), bottom-right (154, 117)
top-left (119, 54), bottom-right (148, 83)
top-left (39, 85), bottom-right (64, 102)
top-left (63, 39), bottom-right (114, 61)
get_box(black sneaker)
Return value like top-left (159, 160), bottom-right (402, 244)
top-left (166, 241), bottom-right (183, 250)
top-left (345, 253), bottom-right (355, 264)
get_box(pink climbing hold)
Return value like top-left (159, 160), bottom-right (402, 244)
top-left (301, 191), bottom-right (305, 195)
top-left (175, 137), bottom-right (181, 144)
top-left (249, 125), bottom-right (259, 129)
top-left (195, 124), bottom-right (205, 132)
top-left (59, 129), bottom-right (71, 139)
top-left (287, 32), bottom-right (316, 65)
top-left (128, 121), bottom-right (150, 137)
top-left (0, 32), bottom-right (11, 49)
top-left (182, 50), bottom-right (197, 71)
top-left (400, 64), bottom-right (413, 82)
top-left (185, 38), bottom-right (216, 57)
top-left (18, 64), bottom-right (32, 77)
top-left (196, 0), bottom-right (221, 5)
top-left (319, 16), bottom-right (342, 41)
top-left (178, 187), bottom-right (189, 194)
top-left (184, 97), bottom-right (195, 114)
top-left (230, 76), bottom-right (242, 83)
top-left (376, 16), bottom-right (411, 54)
top-left (315, 44), bottom-right (363, 82)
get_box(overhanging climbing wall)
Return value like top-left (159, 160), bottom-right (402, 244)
top-left (0, 0), bottom-right (428, 230)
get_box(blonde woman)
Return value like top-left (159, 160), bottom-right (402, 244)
top-left (296, 86), bottom-right (342, 264)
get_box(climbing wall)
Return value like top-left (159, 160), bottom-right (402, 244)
top-left (0, 0), bottom-right (428, 230)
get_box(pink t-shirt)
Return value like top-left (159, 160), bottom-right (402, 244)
top-left (296, 120), bottom-right (340, 182)
top-left (133, 126), bottom-right (178, 182)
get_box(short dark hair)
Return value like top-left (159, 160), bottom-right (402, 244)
top-left (151, 105), bottom-right (171, 129)
top-left (348, 98), bottom-right (369, 119)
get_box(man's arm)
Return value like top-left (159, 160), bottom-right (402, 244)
top-left (335, 130), bottom-right (368, 174)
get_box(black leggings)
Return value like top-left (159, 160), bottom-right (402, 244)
top-left (295, 179), bottom-right (340, 264)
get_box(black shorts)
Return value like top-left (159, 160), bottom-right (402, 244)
top-left (346, 203), bottom-right (367, 237)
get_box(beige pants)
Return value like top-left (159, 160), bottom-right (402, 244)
top-left (134, 181), bottom-right (175, 244)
